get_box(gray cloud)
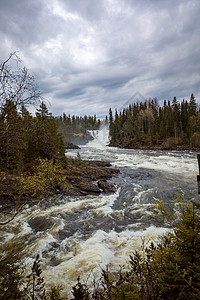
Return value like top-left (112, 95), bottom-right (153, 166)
top-left (0, 0), bottom-right (200, 117)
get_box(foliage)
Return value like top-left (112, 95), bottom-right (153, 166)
top-left (109, 95), bottom-right (200, 149)
top-left (0, 54), bottom-right (67, 173)
top-left (0, 240), bottom-right (25, 299)
top-left (126, 195), bottom-right (200, 299)
top-left (20, 158), bottom-right (68, 199)
top-left (0, 245), bottom-right (65, 300)
top-left (71, 195), bottom-right (200, 299)
top-left (72, 276), bottom-right (90, 300)
top-left (46, 285), bottom-right (65, 300)
top-left (25, 254), bottom-right (46, 300)
top-left (24, 255), bottom-right (65, 300)
top-left (0, 100), bottom-right (66, 173)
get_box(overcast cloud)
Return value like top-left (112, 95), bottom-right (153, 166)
top-left (0, 0), bottom-right (200, 117)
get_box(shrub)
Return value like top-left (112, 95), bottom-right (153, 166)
top-left (20, 158), bottom-right (68, 199)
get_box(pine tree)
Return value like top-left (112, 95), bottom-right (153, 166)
top-left (0, 100), bottom-right (24, 171)
top-left (109, 108), bottom-right (114, 141)
top-left (189, 93), bottom-right (197, 116)
top-left (172, 97), bottom-right (181, 139)
top-left (35, 102), bottom-right (65, 161)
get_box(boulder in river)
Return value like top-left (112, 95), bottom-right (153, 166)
top-left (65, 142), bottom-right (80, 149)
top-left (98, 180), bottom-right (115, 193)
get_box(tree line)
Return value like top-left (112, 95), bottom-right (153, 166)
top-left (55, 113), bottom-right (101, 146)
top-left (0, 100), bottom-right (66, 173)
top-left (109, 94), bottom-right (200, 149)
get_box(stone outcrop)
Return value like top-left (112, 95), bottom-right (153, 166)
top-left (98, 180), bottom-right (115, 193)
top-left (65, 142), bottom-right (80, 149)
top-left (69, 131), bottom-right (94, 145)
top-left (0, 159), bottom-right (119, 209)
top-left (63, 159), bottom-right (119, 196)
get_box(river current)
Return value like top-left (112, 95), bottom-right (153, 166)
top-left (0, 128), bottom-right (199, 296)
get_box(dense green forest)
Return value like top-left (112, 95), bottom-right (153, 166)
top-left (0, 53), bottom-right (66, 174)
top-left (0, 100), bottom-right (66, 173)
top-left (0, 100), bottom-right (101, 173)
top-left (109, 94), bottom-right (200, 149)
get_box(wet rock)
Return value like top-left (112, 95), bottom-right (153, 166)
top-left (65, 142), bottom-right (80, 149)
top-left (69, 131), bottom-right (94, 145)
top-left (62, 159), bottom-right (119, 196)
top-left (29, 216), bottom-right (54, 232)
top-left (0, 158), bottom-right (120, 209)
top-left (98, 180), bottom-right (115, 193)
top-left (76, 181), bottom-right (101, 195)
top-left (86, 160), bottom-right (112, 167)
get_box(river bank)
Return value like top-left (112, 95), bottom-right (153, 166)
top-left (0, 158), bottom-right (119, 210)
top-left (109, 140), bottom-right (200, 151)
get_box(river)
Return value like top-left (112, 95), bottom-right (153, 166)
top-left (0, 128), bottom-right (199, 296)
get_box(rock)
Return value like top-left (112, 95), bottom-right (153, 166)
top-left (29, 216), bottom-right (54, 232)
top-left (69, 131), bottom-right (94, 145)
top-left (0, 158), bottom-right (120, 209)
top-left (98, 180), bottom-right (115, 193)
top-left (62, 158), bottom-right (119, 196)
top-left (76, 181), bottom-right (101, 195)
top-left (65, 142), bottom-right (80, 149)
top-left (85, 160), bottom-right (112, 167)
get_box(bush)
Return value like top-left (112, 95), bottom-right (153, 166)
top-left (127, 195), bottom-right (200, 299)
top-left (19, 158), bottom-right (68, 199)
top-left (0, 240), bottom-right (25, 299)
top-left (191, 132), bottom-right (200, 148)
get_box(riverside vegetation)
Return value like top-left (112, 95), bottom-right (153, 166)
top-left (109, 95), bottom-right (200, 150)
top-left (1, 54), bottom-right (200, 299)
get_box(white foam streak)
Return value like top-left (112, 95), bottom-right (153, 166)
top-left (43, 226), bottom-right (169, 296)
top-left (29, 233), bottom-right (57, 257)
top-left (113, 152), bottom-right (197, 178)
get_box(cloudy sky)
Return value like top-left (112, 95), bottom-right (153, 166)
top-left (0, 0), bottom-right (200, 117)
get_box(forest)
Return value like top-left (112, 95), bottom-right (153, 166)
top-left (0, 100), bottom-right (66, 173)
top-left (1, 54), bottom-right (200, 299)
top-left (0, 100), bottom-right (100, 173)
top-left (0, 53), bottom-right (100, 174)
top-left (109, 95), bottom-right (200, 149)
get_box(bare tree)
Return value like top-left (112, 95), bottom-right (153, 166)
top-left (0, 52), bottom-right (41, 119)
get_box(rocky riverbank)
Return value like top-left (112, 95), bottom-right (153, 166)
top-left (109, 140), bottom-right (200, 151)
top-left (0, 158), bottom-right (119, 210)
top-left (65, 159), bottom-right (119, 196)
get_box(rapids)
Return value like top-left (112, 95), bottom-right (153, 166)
top-left (0, 127), bottom-right (199, 296)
